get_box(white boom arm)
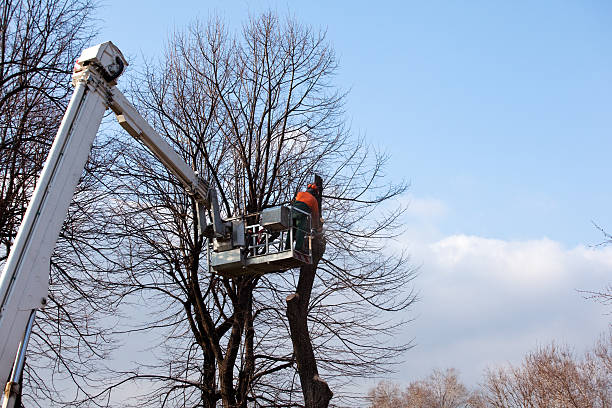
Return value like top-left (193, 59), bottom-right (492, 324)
top-left (0, 42), bottom-right (210, 401)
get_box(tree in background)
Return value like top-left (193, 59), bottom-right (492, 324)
top-left (369, 334), bottom-right (611, 408)
top-left (408, 368), bottom-right (472, 408)
top-left (482, 332), bottom-right (611, 408)
top-left (0, 0), bottom-right (95, 260)
top-left (368, 368), bottom-right (476, 408)
top-left (65, 12), bottom-right (416, 408)
top-left (368, 381), bottom-right (406, 408)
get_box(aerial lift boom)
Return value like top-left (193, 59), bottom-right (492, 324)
top-left (0, 42), bottom-right (213, 407)
top-left (0, 41), bottom-right (313, 407)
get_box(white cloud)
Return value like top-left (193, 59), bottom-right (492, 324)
top-left (404, 195), bottom-right (449, 219)
top-left (428, 235), bottom-right (605, 289)
top-left (384, 199), bottom-right (612, 388)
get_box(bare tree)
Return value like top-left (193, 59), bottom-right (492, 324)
top-left (580, 224), bottom-right (612, 309)
top-left (413, 368), bottom-right (472, 408)
top-left (368, 338), bottom-right (611, 408)
top-left (482, 333), bottom-right (612, 408)
top-left (368, 368), bottom-right (476, 408)
top-left (0, 1), bottom-right (122, 406)
top-left (368, 381), bottom-right (406, 408)
top-left (67, 12), bottom-right (416, 408)
top-left (581, 284), bottom-right (612, 312)
top-left (0, 0), bottom-right (95, 259)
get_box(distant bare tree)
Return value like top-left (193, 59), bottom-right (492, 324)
top-left (412, 368), bottom-right (472, 408)
top-left (368, 381), bottom-right (406, 408)
top-left (368, 368), bottom-right (476, 408)
top-left (369, 337), bottom-right (611, 408)
top-left (482, 333), bottom-right (612, 408)
top-left (72, 12), bottom-right (415, 408)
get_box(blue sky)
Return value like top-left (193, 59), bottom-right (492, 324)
top-left (98, 0), bottom-right (612, 246)
top-left (96, 0), bottom-right (612, 393)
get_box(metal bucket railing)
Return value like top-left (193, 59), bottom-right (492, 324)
top-left (245, 206), bottom-right (312, 259)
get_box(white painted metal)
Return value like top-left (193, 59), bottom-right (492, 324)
top-left (0, 72), bottom-right (110, 385)
top-left (74, 42), bottom-right (126, 80)
top-left (0, 41), bottom-right (212, 399)
top-left (2, 311), bottom-right (35, 408)
top-left (0, 42), bottom-right (127, 402)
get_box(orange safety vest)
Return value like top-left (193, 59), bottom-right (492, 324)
top-left (295, 191), bottom-right (319, 220)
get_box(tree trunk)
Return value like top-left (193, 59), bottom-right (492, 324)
top-left (286, 232), bottom-right (332, 408)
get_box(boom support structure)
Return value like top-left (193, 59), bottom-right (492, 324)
top-left (0, 42), bottom-right (214, 404)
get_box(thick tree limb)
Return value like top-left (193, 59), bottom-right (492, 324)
top-left (286, 228), bottom-right (332, 407)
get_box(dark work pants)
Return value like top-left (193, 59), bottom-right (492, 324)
top-left (287, 201), bottom-right (311, 251)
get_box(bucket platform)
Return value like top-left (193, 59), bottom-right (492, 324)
top-left (208, 205), bottom-right (313, 276)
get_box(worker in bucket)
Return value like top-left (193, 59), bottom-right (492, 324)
top-left (287, 183), bottom-right (320, 251)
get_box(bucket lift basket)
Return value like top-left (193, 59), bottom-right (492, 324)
top-left (208, 205), bottom-right (313, 276)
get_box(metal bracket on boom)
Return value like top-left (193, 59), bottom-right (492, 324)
top-left (73, 42), bottom-right (127, 86)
